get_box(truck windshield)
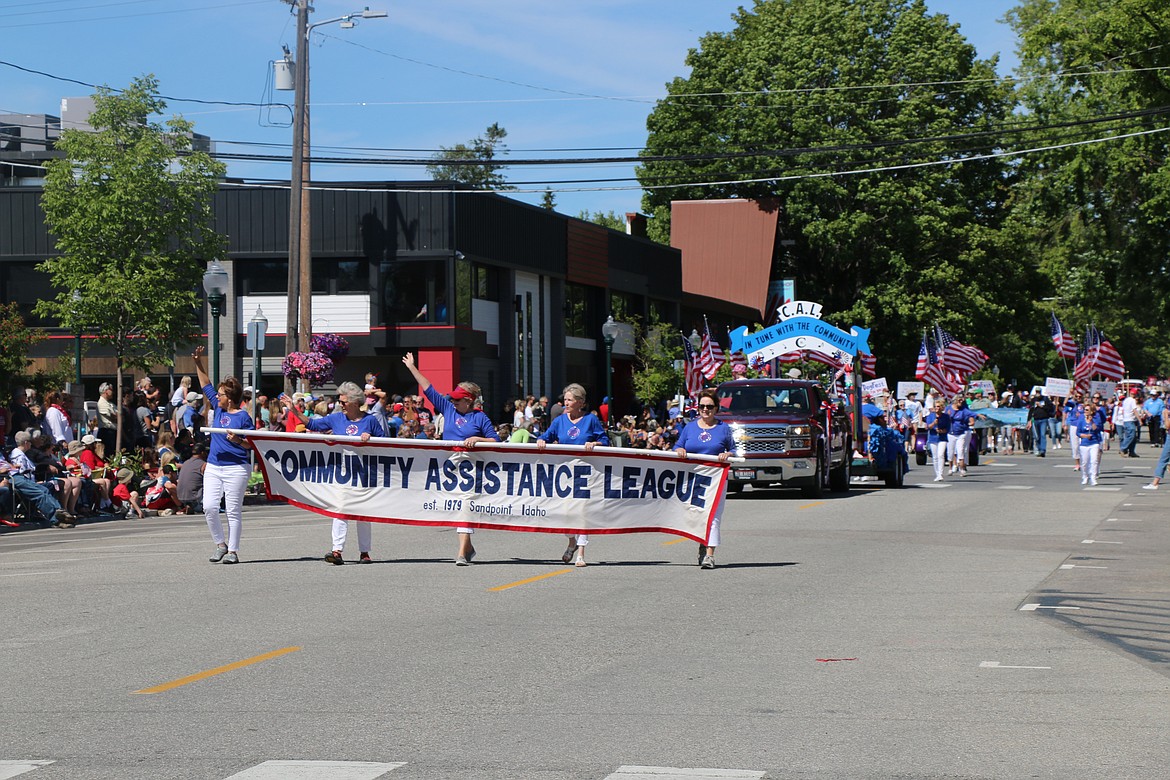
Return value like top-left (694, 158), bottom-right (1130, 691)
top-left (718, 387), bottom-right (810, 413)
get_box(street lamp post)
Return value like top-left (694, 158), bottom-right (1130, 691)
top-left (601, 316), bottom-right (619, 416)
top-left (247, 306), bottom-right (269, 423)
top-left (202, 260), bottom-right (229, 384)
top-left (70, 289), bottom-right (82, 385)
top-left (279, 3), bottom-right (388, 361)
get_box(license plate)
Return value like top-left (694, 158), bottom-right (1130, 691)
top-left (733, 468), bottom-right (757, 480)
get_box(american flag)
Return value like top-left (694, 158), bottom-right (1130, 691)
top-left (1091, 326), bottom-right (1125, 381)
top-left (934, 324), bottom-right (987, 375)
top-left (915, 333), bottom-right (956, 394)
top-left (856, 352), bottom-right (877, 378)
top-left (1050, 313), bottom-right (1078, 359)
top-left (697, 317), bottom-right (726, 380)
top-left (805, 349), bottom-right (847, 370)
top-left (680, 332), bottom-right (704, 399)
top-left (776, 350), bottom-right (804, 364)
top-left (1073, 332), bottom-right (1094, 392)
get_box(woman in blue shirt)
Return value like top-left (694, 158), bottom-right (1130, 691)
top-left (674, 388), bottom-right (733, 569)
top-left (300, 380), bottom-right (386, 565)
top-left (1077, 401), bottom-right (1103, 486)
top-left (536, 383), bottom-right (608, 567)
top-left (946, 396), bottom-right (976, 477)
top-left (402, 352), bottom-right (499, 565)
top-left (924, 398), bottom-right (950, 482)
top-left (192, 346), bottom-right (254, 565)
top-left (1065, 396), bottom-right (1085, 473)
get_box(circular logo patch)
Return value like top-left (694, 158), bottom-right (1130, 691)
top-left (345, 424), bottom-right (359, 436)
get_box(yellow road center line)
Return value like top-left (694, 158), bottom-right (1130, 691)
top-left (132, 646), bottom-right (301, 694)
top-left (661, 538), bottom-right (689, 546)
top-left (985, 459), bottom-right (997, 465)
top-left (489, 569), bottom-right (574, 591)
top-left (799, 501), bottom-right (824, 509)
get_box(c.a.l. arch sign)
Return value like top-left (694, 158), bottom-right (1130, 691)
top-left (729, 315), bottom-right (870, 363)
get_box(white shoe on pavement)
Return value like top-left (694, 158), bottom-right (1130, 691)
top-left (1142, 484), bottom-right (1159, 490)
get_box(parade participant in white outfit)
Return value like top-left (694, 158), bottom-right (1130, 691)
top-left (946, 396), bottom-right (976, 477)
top-left (298, 381), bottom-right (385, 565)
top-left (536, 383), bottom-right (608, 567)
top-left (924, 399), bottom-right (950, 482)
top-left (674, 388), bottom-right (733, 569)
top-left (192, 346), bottom-right (253, 565)
top-left (1065, 394), bottom-right (1084, 472)
top-left (401, 352), bottom-right (499, 565)
top-left (1077, 401), bottom-right (1103, 486)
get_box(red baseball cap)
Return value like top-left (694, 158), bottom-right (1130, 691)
top-left (450, 386), bottom-right (475, 401)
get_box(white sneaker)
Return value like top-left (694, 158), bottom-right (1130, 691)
top-left (1142, 484), bottom-right (1159, 491)
top-left (933, 476), bottom-right (944, 482)
top-left (960, 469), bottom-right (968, 477)
top-left (949, 467), bottom-right (957, 475)
top-left (1089, 481), bottom-right (1098, 487)
top-left (1081, 479), bottom-right (1088, 485)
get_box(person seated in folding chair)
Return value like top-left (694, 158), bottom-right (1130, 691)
top-left (8, 430), bottom-right (73, 528)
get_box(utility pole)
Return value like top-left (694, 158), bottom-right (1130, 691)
top-left (285, 0), bottom-right (309, 392)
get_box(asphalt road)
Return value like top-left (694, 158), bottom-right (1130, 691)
top-left (3, 443), bottom-right (1169, 780)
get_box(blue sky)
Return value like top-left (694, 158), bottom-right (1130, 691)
top-left (1, 0), bottom-right (1021, 218)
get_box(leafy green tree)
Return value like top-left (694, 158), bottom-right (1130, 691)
top-left (637, 0), bottom-right (1033, 380)
top-left (0, 303), bottom-right (44, 398)
top-left (1006, 0), bottom-right (1170, 376)
top-left (576, 209), bottom-right (625, 231)
top-left (631, 317), bottom-right (684, 406)
top-left (426, 122), bottom-right (514, 190)
top-left (36, 75), bottom-right (225, 452)
top-left (540, 188), bottom-right (556, 210)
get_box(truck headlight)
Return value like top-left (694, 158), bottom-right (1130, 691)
top-left (789, 426), bottom-right (807, 436)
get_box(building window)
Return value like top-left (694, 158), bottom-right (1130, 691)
top-left (312, 259), bottom-right (369, 294)
top-left (649, 298), bottom-right (673, 325)
top-left (565, 283), bottom-right (595, 338)
top-left (609, 290), bottom-right (640, 322)
top-left (237, 261), bottom-right (288, 295)
top-left (4, 262), bottom-right (58, 327)
top-left (473, 264), bottom-right (500, 301)
top-left (380, 259), bottom-right (448, 324)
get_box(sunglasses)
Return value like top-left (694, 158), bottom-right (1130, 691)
top-left (698, 404), bottom-right (717, 410)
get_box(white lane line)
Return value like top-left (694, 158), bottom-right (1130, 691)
top-left (7, 535), bottom-right (297, 555)
top-left (2, 554), bottom-right (187, 566)
top-left (0, 761), bottom-right (55, 779)
top-left (1054, 464), bottom-right (1077, 469)
top-left (1082, 539), bottom-right (1123, 544)
top-left (998, 485), bottom-right (1033, 490)
top-left (0, 571), bottom-right (60, 578)
top-left (1084, 487), bottom-right (1122, 492)
top-left (917, 483), bottom-right (952, 488)
top-left (980, 661), bottom-right (1051, 670)
top-left (1107, 518), bottom-right (1143, 522)
top-left (606, 768), bottom-right (767, 780)
top-left (1020, 603), bottom-right (1080, 611)
top-left (1060, 564), bottom-right (1108, 569)
top-left (223, 760), bottom-right (407, 779)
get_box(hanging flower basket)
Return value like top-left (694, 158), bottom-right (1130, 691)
top-left (310, 333), bottom-right (350, 362)
top-left (282, 351), bottom-right (335, 387)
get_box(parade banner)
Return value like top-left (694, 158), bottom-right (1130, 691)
top-left (728, 300), bottom-right (871, 364)
top-left (216, 430), bottom-right (728, 543)
top-left (972, 408), bottom-right (1028, 429)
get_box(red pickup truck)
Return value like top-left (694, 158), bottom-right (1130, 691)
top-left (715, 379), bottom-right (854, 497)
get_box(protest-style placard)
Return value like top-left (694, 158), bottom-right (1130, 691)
top-left (861, 377), bottom-right (889, 397)
top-left (896, 381), bottom-right (924, 399)
top-left (1089, 380), bottom-right (1117, 398)
top-left (1044, 377), bottom-right (1073, 397)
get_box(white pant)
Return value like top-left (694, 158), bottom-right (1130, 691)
top-left (1068, 425), bottom-right (1080, 461)
top-left (946, 432), bottom-right (968, 464)
top-left (204, 463), bottom-right (250, 551)
top-left (568, 534), bottom-right (589, 547)
top-left (1080, 444), bottom-right (1100, 483)
top-left (457, 527), bottom-right (474, 535)
top-left (333, 519), bottom-right (372, 553)
top-left (929, 441), bottom-right (947, 479)
top-left (706, 492), bottom-right (727, 547)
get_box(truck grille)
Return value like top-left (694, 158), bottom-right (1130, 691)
top-left (733, 424), bottom-right (790, 455)
top-left (739, 439), bottom-right (786, 454)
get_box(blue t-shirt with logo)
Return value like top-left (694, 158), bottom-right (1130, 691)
top-left (675, 420), bottom-right (734, 456)
top-left (424, 386), bottom-right (500, 442)
top-left (538, 413), bottom-right (609, 446)
top-left (202, 383), bottom-right (254, 467)
top-left (308, 411), bottom-right (385, 438)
